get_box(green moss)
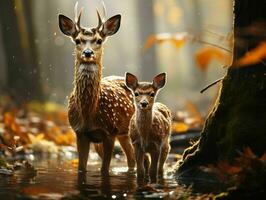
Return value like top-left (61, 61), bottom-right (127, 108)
top-left (0, 157), bottom-right (7, 168)
top-left (177, 63), bottom-right (266, 174)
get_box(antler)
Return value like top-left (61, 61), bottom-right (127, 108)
top-left (74, 2), bottom-right (83, 30)
top-left (96, 1), bottom-right (107, 29)
top-left (101, 1), bottom-right (107, 21)
top-left (96, 8), bottom-right (103, 29)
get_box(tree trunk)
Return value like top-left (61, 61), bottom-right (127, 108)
top-left (0, 0), bottom-right (43, 102)
top-left (136, 0), bottom-right (158, 80)
top-left (176, 0), bottom-right (266, 176)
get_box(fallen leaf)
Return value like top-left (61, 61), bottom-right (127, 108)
top-left (71, 158), bottom-right (79, 166)
top-left (216, 160), bottom-right (242, 175)
top-left (260, 152), bottom-right (266, 161)
top-left (172, 122), bottom-right (189, 133)
top-left (242, 147), bottom-right (256, 158)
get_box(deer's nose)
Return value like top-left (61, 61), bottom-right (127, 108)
top-left (140, 100), bottom-right (149, 108)
top-left (83, 49), bottom-right (94, 58)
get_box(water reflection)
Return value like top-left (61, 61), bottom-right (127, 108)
top-left (0, 156), bottom-right (179, 199)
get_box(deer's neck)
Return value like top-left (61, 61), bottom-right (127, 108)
top-left (74, 60), bottom-right (102, 121)
top-left (136, 109), bottom-right (153, 135)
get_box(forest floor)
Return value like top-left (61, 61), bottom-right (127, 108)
top-left (1, 96), bottom-right (260, 199)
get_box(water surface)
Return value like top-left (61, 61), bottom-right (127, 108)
top-left (0, 154), bottom-right (182, 200)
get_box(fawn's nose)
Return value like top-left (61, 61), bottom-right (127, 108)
top-left (83, 49), bottom-right (94, 58)
top-left (140, 100), bottom-right (149, 108)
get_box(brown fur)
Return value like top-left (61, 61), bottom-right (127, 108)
top-left (125, 73), bottom-right (171, 183)
top-left (59, 5), bottom-right (135, 173)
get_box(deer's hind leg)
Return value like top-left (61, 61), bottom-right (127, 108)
top-left (117, 135), bottom-right (136, 172)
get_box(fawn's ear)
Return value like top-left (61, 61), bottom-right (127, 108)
top-left (125, 72), bottom-right (138, 90)
top-left (58, 14), bottom-right (77, 37)
top-left (153, 73), bottom-right (166, 90)
top-left (101, 15), bottom-right (121, 36)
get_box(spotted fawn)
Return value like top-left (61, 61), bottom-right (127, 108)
top-left (125, 72), bottom-right (171, 182)
top-left (58, 2), bottom-right (135, 174)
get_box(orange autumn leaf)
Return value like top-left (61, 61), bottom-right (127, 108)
top-left (260, 152), bottom-right (266, 161)
top-left (233, 41), bottom-right (266, 67)
top-left (216, 160), bottom-right (242, 175)
top-left (143, 32), bottom-right (188, 51)
top-left (242, 147), bottom-right (256, 158)
top-left (172, 122), bottom-right (189, 133)
top-left (71, 158), bottom-right (79, 166)
top-left (200, 160), bottom-right (242, 181)
top-left (195, 46), bottom-right (231, 71)
top-left (4, 112), bottom-right (15, 126)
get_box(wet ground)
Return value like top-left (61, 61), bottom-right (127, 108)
top-left (0, 132), bottom-right (202, 200)
top-left (0, 152), bottom-right (184, 200)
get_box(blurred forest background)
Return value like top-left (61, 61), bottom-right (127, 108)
top-left (0, 0), bottom-right (233, 115)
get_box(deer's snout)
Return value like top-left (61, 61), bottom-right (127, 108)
top-left (140, 100), bottom-right (149, 108)
top-left (83, 49), bottom-right (94, 58)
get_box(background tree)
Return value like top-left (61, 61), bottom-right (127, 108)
top-left (137, 0), bottom-right (158, 80)
top-left (177, 0), bottom-right (266, 175)
top-left (0, 0), bottom-right (43, 102)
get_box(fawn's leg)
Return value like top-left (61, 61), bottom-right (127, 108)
top-left (76, 133), bottom-right (90, 172)
top-left (117, 135), bottom-right (136, 172)
top-left (134, 145), bottom-right (145, 180)
top-left (158, 143), bottom-right (170, 179)
top-left (101, 136), bottom-right (115, 175)
top-left (149, 150), bottom-right (160, 183)
top-left (144, 154), bottom-right (150, 179)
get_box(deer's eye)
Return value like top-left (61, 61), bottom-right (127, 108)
top-left (134, 92), bottom-right (139, 97)
top-left (150, 92), bottom-right (155, 97)
top-left (96, 39), bottom-right (102, 45)
top-left (75, 39), bottom-right (81, 45)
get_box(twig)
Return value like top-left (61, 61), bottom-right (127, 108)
top-left (200, 77), bottom-right (224, 93)
top-left (197, 39), bottom-right (232, 52)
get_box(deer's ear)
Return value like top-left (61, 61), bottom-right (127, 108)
top-left (153, 73), bottom-right (166, 90)
top-left (101, 14), bottom-right (121, 36)
top-left (58, 14), bottom-right (77, 37)
top-left (125, 72), bottom-right (138, 90)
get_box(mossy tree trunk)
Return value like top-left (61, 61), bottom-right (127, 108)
top-left (177, 0), bottom-right (266, 175)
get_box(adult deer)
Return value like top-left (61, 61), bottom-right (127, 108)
top-left (58, 3), bottom-right (135, 174)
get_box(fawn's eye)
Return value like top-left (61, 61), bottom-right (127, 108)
top-left (75, 39), bottom-right (81, 45)
top-left (134, 92), bottom-right (139, 97)
top-left (150, 92), bottom-right (155, 97)
top-left (96, 39), bottom-right (102, 45)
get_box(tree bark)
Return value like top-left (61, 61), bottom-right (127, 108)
top-left (176, 0), bottom-right (266, 175)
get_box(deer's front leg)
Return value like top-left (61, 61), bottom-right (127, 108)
top-left (101, 135), bottom-right (115, 175)
top-left (134, 145), bottom-right (145, 180)
top-left (150, 150), bottom-right (160, 183)
top-left (76, 133), bottom-right (90, 172)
